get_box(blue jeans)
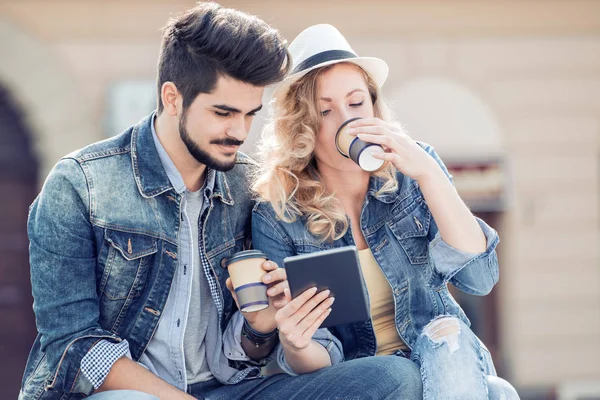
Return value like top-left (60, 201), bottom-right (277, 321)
top-left (87, 391), bottom-right (159, 400)
top-left (189, 356), bottom-right (422, 399)
top-left (411, 317), bottom-right (519, 400)
top-left (86, 356), bottom-right (421, 400)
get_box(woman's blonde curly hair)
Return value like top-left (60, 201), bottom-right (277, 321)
top-left (252, 63), bottom-right (399, 242)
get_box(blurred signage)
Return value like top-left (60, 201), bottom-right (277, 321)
top-left (446, 160), bottom-right (507, 212)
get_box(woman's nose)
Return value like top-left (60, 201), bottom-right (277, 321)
top-left (338, 108), bottom-right (354, 125)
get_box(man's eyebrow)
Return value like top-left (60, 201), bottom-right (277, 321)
top-left (213, 104), bottom-right (263, 114)
top-left (249, 104), bottom-right (263, 114)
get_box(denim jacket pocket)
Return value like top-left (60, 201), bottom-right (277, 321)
top-left (388, 200), bottom-right (431, 265)
top-left (101, 228), bottom-right (158, 300)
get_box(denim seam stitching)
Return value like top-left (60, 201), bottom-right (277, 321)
top-left (94, 223), bottom-right (177, 246)
top-left (68, 147), bottom-right (131, 163)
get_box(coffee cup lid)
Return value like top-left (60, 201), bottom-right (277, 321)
top-left (226, 250), bottom-right (267, 267)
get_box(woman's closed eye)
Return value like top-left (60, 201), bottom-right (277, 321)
top-left (321, 101), bottom-right (363, 116)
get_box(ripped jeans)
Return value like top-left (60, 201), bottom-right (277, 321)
top-left (408, 317), bottom-right (520, 400)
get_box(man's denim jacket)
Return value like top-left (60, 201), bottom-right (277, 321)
top-left (252, 143), bottom-right (500, 363)
top-left (20, 115), bottom-right (331, 399)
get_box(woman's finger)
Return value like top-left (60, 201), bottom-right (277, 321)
top-left (276, 287), bottom-right (318, 320)
top-left (346, 124), bottom-right (388, 137)
top-left (372, 152), bottom-right (404, 170)
top-left (286, 289), bottom-right (331, 327)
top-left (357, 133), bottom-right (405, 155)
top-left (346, 117), bottom-right (382, 129)
top-left (297, 296), bottom-right (335, 334)
top-left (301, 306), bottom-right (333, 342)
top-left (346, 118), bottom-right (402, 135)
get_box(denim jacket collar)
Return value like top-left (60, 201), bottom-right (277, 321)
top-left (131, 113), bottom-right (234, 205)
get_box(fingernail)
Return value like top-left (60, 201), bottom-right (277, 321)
top-left (329, 297), bottom-right (335, 303)
top-left (264, 274), bottom-right (272, 282)
top-left (284, 288), bottom-right (290, 295)
top-left (311, 287), bottom-right (318, 293)
top-left (267, 288), bottom-right (275, 295)
top-left (322, 290), bottom-right (331, 297)
top-left (327, 308), bottom-right (332, 313)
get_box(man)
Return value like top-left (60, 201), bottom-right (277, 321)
top-left (20, 3), bottom-right (422, 399)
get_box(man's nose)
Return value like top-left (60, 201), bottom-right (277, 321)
top-left (227, 116), bottom-right (248, 141)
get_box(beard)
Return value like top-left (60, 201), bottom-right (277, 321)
top-left (178, 110), bottom-right (243, 172)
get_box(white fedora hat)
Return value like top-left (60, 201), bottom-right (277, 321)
top-left (272, 24), bottom-right (389, 101)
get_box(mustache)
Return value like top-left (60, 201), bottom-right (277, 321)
top-left (211, 138), bottom-right (244, 147)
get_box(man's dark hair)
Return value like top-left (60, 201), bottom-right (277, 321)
top-left (157, 2), bottom-right (290, 113)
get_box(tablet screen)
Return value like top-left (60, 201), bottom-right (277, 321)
top-left (283, 246), bottom-right (370, 328)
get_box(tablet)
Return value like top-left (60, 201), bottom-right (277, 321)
top-left (283, 246), bottom-right (370, 328)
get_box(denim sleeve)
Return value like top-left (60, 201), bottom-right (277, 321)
top-left (222, 311), bottom-right (248, 361)
top-left (428, 219), bottom-right (499, 295)
top-left (80, 339), bottom-right (131, 389)
top-left (252, 205), bottom-right (345, 375)
top-left (420, 143), bottom-right (500, 295)
top-left (275, 328), bottom-right (344, 376)
top-left (28, 158), bottom-right (123, 395)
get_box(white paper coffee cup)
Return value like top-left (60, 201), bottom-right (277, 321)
top-left (226, 250), bottom-right (269, 313)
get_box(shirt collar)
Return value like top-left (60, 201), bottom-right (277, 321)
top-left (151, 112), bottom-right (216, 196)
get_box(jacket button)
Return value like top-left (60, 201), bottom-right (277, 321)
top-left (394, 288), bottom-right (401, 296)
top-left (221, 258), bottom-right (228, 268)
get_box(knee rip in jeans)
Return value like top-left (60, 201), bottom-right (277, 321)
top-left (423, 316), bottom-right (461, 354)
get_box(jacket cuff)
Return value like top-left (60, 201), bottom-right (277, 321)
top-left (223, 311), bottom-right (251, 362)
top-left (46, 330), bottom-right (122, 395)
top-left (80, 339), bottom-right (131, 390)
top-left (276, 328), bottom-right (344, 376)
top-left (428, 217), bottom-right (499, 280)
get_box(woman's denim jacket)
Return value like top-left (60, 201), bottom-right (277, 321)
top-left (252, 143), bottom-right (500, 368)
top-left (21, 115), bottom-right (325, 399)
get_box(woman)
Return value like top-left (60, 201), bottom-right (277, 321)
top-left (251, 24), bottom-right (519, 399)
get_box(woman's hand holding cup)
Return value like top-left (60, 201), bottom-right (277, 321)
top-left (345, 117), bottom-right (439, 182)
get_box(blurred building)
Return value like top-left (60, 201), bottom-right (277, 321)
top-left (0, 1), bottom-right (598, 399)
